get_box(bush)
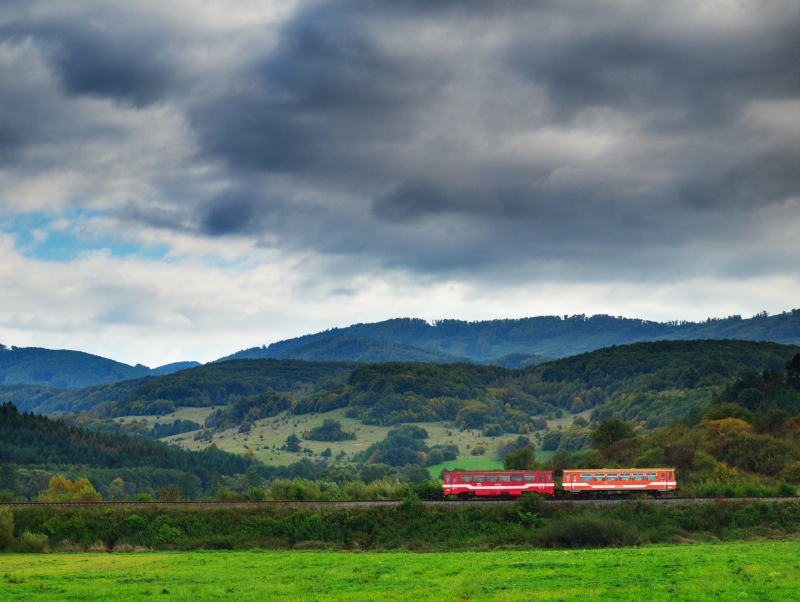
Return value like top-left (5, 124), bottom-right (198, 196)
top-left (414, 480), bottom-right (443, 500)
top-left (16, 531), bottom-right (49, 553)
top-left (483, 424), bottom-right (503, 437)
top-left (503, 448), bottom-right (536, 470)
top-left (0, 489), bottom-right (14, 502)
top-left (0, 509), bottom-right (13, 550)
top-left (536, 514), bottom-right (640, 548)
top-left (304, 419), bottom-right (356, 442)
top-left (470, 444), bottom-right (487, 456)
top-left (156, 485), bottom-right (182, 501)
top-left (135, 493), bottom-right (153, 502)
top-left (387, 425), bottom-right (428, 439)
top-left (245, 487), bottom-right (267, 501)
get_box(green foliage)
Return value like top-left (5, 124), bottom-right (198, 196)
top-left (482, 423), bottom-right (504, 437)
top-left (714, 368), bottom-right (800, 414)
top-left (151, 419), bottom-right (201, 438)
top-left (0, 509), bottom-right (13, 550)
top-left (497, 435), bottom-right (535, 459)
top-left (284, 433), bottom-right (302, 453)
top-left (387, 424), bottom-right (428, 439)
top-left (0, 345), bottom-right (152, 389)
top-left (303, 419), bottom-right (356, 442)
top-left (15, 531), bottom-right (49, 553)
top-left (0, 402), bottom-right (253, 485)
top-left (220, 310), bottom-right (800, 363)
top-left (503, 448), bottom-right (536, 470)
top-left (590, 419), bottom-right (636, 449)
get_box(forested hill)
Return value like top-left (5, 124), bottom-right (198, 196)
top-left (0, 344), bottom-right (199, 388)
top-left (1, 359), bottom-right (357, 416)
top-left (0, 402), bottom-right (252, 479)
top-left (219, 309), bottom-right (800, 362)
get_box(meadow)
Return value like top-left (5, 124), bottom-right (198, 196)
top-left (2, 541), bottom-right (800, 601)
top-left (149, 407), bottom-right (581, 468)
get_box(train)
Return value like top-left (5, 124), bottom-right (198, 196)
top-left (442, 468), bottom-right (677, 499)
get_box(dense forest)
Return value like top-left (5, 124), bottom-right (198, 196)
top-left (0, 344), bottom-right (198, 389)
top-left (0, 402), bottom-right (255, 498)
top-left (219, 309), bottom-right (800, 362)
top-left (0, 359), bottom-right (356, 416)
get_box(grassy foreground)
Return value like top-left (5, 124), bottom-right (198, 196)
top-left (2, 541), bottom-right (800, 601)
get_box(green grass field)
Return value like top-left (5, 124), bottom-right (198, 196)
top-left (2, 541), bottom-right (799, 601)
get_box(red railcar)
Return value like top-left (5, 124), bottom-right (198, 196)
top-left (561, 468), bottom-right (677, 495)
top-left (443, 470), bottom-right (555, 499)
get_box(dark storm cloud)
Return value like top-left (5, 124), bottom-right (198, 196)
top-left (1, 6), bottom-right (180, 107)
top-left (2, 0), bottom-right (800, 279)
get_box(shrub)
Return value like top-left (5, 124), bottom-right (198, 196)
top-left (387, 425), bottom-right (428, 439)
top-left (304, 419), bottom-right (356, 442)
top-left (135, 493), bottom-right (154, 502)
top-left (156, 485), bottom-right (182, 501)
top-left (470, 444), bottom-right (487, 456)
top-left (414, 480), bottom-right (443, 500)
top-left (503, 448), bottom-right (536, 470)
top-left (16, 531), bottom-right (49, 553)
top-left (536, 514), bottom-right (640, 548)
top-left (244, 487), bottom-right (267, 501)
top-left (0, 489), bottom-right (14, 502)
top-left (497, 436), bottom-right (535, 459)
top-left (541, 431), bottom-right (563, 451)
top-left (483, 424), bottom-right (503, 437)
top-left (0, 509), bottom-right (13, 551)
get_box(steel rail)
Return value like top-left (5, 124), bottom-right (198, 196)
top-left (0, 497), bottom-right (797, 509)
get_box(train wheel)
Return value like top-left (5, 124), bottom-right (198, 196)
top-left (458, 493), bottom-right (473, 501)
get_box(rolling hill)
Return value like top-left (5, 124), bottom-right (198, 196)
top-left (216, 310), bottom-right (800, 363)
top-left (0, 344), bottom-right (199, 388)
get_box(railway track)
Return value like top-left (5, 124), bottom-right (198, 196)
top-left (0, 497), bottom-right (797, 509)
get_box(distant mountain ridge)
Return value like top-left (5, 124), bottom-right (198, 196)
top-left (0, 344), bottom-right (199, 389)
top-left (217, 309), bottom-right (800, 363)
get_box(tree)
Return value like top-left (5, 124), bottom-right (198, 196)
top-left (787, 354), bottom-right (800, 392)
top-left (589, 418), bottom-right (636, 450)
top-left (503, 448), bottom-right (536, 470)
top-left (0, 463), bottom-right (19, 494)
top-left (0, 509), bottom-right (13, 551)
top-left (286, 433), bottom-right (302, 452)
top-left (156, 484), bottom-right (182, 501)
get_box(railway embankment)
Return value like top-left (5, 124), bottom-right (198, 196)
top-left (2, 495), bottom-right (800, 552)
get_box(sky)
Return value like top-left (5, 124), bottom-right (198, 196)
top-left (1, 0), bottom-right (799, 367)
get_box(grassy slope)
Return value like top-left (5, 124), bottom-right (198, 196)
top-left (150, 407), bottom-right (587, 467)
top-left (1, 542), bottom-right (799, 600)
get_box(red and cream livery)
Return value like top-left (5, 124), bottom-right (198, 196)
top-left (561, 468), bottom-right (677, 495)
top-left (443, 470), bottom-right (555, 499)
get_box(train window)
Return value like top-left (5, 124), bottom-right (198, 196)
top-left (669, 472), bottom-right (674, 481)
top-left (445, 474), bottom-right (450, 483)
top-left (511, 474), bottom-right (523, 482)
top-left (499, 474), bottom-right (511, 482)
top-left (594, 474), bottom-right (606, 481)
top-left (645, 473), bottom-right (656, 481)
top-left (606, 474), bottom-right (618, 481)
top-left (474, 474), bottom-right (485, 483)
top-left (620, 474), bottom-right (631, 481)
top-left (580, 474), bottom-right (592, 482)
top-left (461, 475), bottom-right (472, 483)
top-left (524, 474), bottom-right (536, 482)
top-left (487, 474), bottom-right (498, 482)
top-left (632, 473), bottom-right (644, 481)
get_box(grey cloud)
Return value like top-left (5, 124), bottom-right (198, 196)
top-left (2, 0), bottom-right (800, 281)
top-left (1, 6), bottom-right (182, 107)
